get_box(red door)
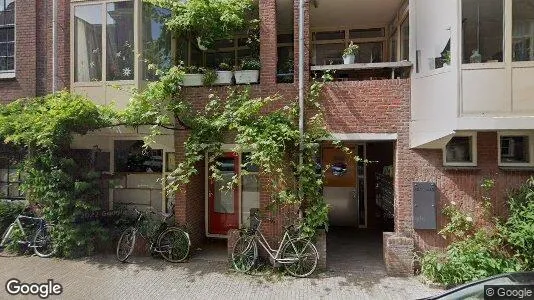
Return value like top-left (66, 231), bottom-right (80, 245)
top-left (208, 152), bottom-right (240, 236)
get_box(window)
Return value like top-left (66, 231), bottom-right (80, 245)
top-left (142, 4), bottom-right (172, 81)
top-left (0, 149), bottom-right (23, 200)
top-left (241, 153), bottom-right (259, 227)
top-left (462, 0), bottom-right (504, 64)
top-left (277, 33), bottom-right (294, 83)
top-left (390, 30), bottom-right (398, 62)
top-left (312, 28), bottom-right (386, 65)
top-left (74, 4), bottom-right (103, 82)
top-left (513, 0), bottom-right (534, 61)
top-left (114, 140), bottom-right (163, 173)
top-left (400, 17), bottom-right (409, 61)
top-left (499, 134), bottom-right (533, 166)
top-left (106, 1), bottom-right (134, 81)
top-left (0, 0), bottom-right (14, 73)
top-left (444, 134), bottom-right (477, 166)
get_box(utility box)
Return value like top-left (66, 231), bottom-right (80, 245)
top-left (413, 182), bottom-right (438, 230)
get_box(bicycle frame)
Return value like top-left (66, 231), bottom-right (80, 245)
top-left (0, 215), bottom-right (46, 248)
top-left (252, 219), bottom-right (300, 265)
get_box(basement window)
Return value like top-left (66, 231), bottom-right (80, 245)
top-left (443, 134), bottom-right (477, 166)
top-left (499, 133), bottom-right (533, 166)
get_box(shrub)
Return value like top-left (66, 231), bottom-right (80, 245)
top-left (420, 230), bottom-right (520, 286)
top-left (500, 177), bottom-right (534, 269)
top-left (0, 200), bottom-right (26, 234)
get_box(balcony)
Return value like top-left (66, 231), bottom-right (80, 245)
top-left (310, 0), bottom-right (410, 81)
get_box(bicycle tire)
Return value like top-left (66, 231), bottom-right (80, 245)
top-left (281, 238), bottom-right (318, 278)
top-left (116, 227), bottom-right (136, 262)
top-left (0, 223), bottom-right (15, 254)
top-left (33, 225), bottom-right (55, 258)
top-left (231, 234), bottom-right (258, 273)
top-left (157, 227), bottom-right (190, 263)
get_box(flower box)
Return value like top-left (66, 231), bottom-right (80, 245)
top-left (214, 71), bottom-right (233, 85)
top-left (182, 74), bottom-right (203, 87)
top-left (234, 70), bottom-right (259, 84)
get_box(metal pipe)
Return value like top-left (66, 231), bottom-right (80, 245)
top-left (298, 0), bottom-right (305, 202)
top-left (52, 0), bottom-right (57, 92)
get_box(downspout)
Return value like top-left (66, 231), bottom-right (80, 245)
top-left (52, 0), bottom-right (57, 92)
top-left (298, 0), bottom-right (305, 204)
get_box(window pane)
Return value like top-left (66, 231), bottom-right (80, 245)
top-left (277, 33), bottom-right (294, 44)
top-left (114, 140), bottom-right (163, 173)
top-left (446, 136), bottom-right (473, 163)
top-left (357, 42), bottom-right (383, 63)
top-left (349, 28), bottom-right (385, 39)
top-left (74, 4), bottom-right (103, 82)
top-left (462, 0), bottom-right (504, 63)
top-left (401, 18), bottom-right (409, 61)
top-left (501, 136), bottom-right (530, 163)
top-left (313, 43), bottom-right (344, 65)
top-left (390, 30), bottom-right (398, 62)
top-left (142, 4), bottom-right (172, 81)
top-left (106, 1), bottom-right (134, 81)
top-left (314, 30), bottom-right (344, 41)
top-left (513, 0), bottom-right (534, 61)
top-left (206, 51), bottom-right (234, 69)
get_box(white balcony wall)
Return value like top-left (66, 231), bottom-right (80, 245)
top-left (410, 0), bottom-right (459, 148)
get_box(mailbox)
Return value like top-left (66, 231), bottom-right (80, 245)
top-left (413, 182), bottom-right (438, 230)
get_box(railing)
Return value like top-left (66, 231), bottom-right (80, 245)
top-left (311, 61), bottom-right (413, 81)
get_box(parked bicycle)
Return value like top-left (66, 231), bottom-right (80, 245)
top-left (0, 215), bottom-right (55, 258)
top-left (116, 205), bottom-right (190, 263)
top-left (231, 212), bottom-right (319, 278)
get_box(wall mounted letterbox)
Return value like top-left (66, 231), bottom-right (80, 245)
top-left (413, 182), bottom-right (438, 230)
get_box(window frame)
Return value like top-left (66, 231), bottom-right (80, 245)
top-left (498, 131), bottom-right (534, 167)
top-left (0, 0), bottom-right (15, 77)
top-left (443, 132), bottom-right (478, 167)
top-left (71, 0), bottom-right (138, 85)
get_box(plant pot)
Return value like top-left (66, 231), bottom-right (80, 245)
top-left (214, 71), bottom-right (233, 85)
top-left (343, 54), bottom-right (355, 64)
top-left (234, 70), bottom-right (259, 84)
top-left (182, 73), bottom-right (203, 87)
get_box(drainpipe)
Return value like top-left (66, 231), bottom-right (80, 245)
top-left (52, 0), bottom-right (57, 92)
top-left (298, 0), bottom-right (305, 205)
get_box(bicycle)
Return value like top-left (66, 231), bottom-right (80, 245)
top-left (231, 212), bottom-right (319, 278)
top-left (0, 215), bottom-right (55, 258)
top-left (116, 205), bottom-right (190, 263)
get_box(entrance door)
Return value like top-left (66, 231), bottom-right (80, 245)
top-left (322, 146), bottom-right (359, 227)
top-left (208, 152), bottom-right (239, 236)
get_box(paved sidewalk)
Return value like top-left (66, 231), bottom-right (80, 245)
top-left (0, 253), bottom-right (441, 300)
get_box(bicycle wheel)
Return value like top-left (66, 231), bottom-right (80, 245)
top-left (157, 227), bottom-right (190, 263)
top-left (116, 227), bottom-right (136, 262)
top-left (0, 223), bottom-right (15, 254)
top-left (231, 235), bottom-right (257, 273)
top-left (281, 238), bottom-right (318, 278)
top-left (33, 225), bottom-right (55, 258)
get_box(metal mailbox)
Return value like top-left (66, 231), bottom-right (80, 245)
top-left (413, 182), bottom-right (438, 230)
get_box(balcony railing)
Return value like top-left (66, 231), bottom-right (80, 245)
top-left (311, 61), bottom-right (413, 81)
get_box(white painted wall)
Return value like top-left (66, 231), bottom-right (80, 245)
top-left (410, 0), bottom-right (459, 148)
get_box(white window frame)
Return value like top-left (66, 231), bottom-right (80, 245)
top-left (443, 132), bottom-right (478, 167)
top-left (498, 131), bottom-right (534, 167)
top-left (0, 0), bottom-right (15, 78)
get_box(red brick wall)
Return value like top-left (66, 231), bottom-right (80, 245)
top-left (0, 0), bottom-right (69, 103)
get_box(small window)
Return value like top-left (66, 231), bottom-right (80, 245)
top-left (349, 28), bottom-right (385, 39)
top-left (114, 140), bottom-right (163, 173)
top-left (313, 30), bottom-right (345, 41)
top-left (444, 135), bottom-right (477, 166)
top-left (499, 135), bottom-right (531, 165)
top-left (0, 151), bottom-right (23, 200)
top-left (0, 0), bottom-right (15, 73)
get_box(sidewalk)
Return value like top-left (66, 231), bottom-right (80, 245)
top-left (0, 253), bottom-right (441, 300)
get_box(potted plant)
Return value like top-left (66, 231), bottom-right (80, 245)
top-left (235, 57), bottom-right (260, 84)
top-left (342, 41), bottom-right (359, 64)
top-left (214, 62), bottom-right (233, 85)
top-left (202, 68), bottom-right (218, 86)
top-left (182, 66), bottom-right (204, 87)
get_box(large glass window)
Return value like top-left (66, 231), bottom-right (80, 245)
top-left (390, 30), bottom-right (398, 62)
top-left (114, 140), bottom-right (163, 173)
top-left (357, 42), bottom-right (383, 63)
top-left (106, 1), bottom-right (134, 81)
top-left (0, 0), bottom-right (14, 73)
top-left (142, 4), bottom-right (172, 80)
top-left (462, 0), bottom-right (504, 64)
top-left (74, 4), bottom-right (103, 82)
top-left (513, 0), bottom-right (534, 61)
